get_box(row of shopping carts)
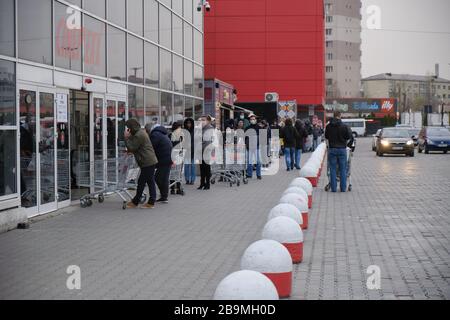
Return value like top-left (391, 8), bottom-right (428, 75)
top-left (211, 144), bottom-right (249, 187)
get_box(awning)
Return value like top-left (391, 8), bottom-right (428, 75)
top-left (221, 103), bottom-right (253, 114)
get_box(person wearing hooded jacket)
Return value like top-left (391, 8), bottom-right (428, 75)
top-left (146, 124), bottom-right (173, 203)
top-left (183, 118), bottom-right (196, 185)
top-left (124, 119), bottom-right (158, 209)
top-left (325, 111), bottom-right (352, 193)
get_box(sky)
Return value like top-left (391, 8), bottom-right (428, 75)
top-left (361, 0), bottom-right (450, 80)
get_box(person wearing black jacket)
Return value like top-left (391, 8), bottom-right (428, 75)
top-left (199, 115), bottom-right (214, 190)
top-left (280, 118), bottom-right (299, 171)
top-left (147, 124), bottom-right (173, 203)
top-left (325, 111), bottom-right (352, 193)
top-left (183, 118), bottom-right (196, 185)
top-left (294, 120), bottom-right (308, 170)
top-left (245, 115), bottom-right (262, 179)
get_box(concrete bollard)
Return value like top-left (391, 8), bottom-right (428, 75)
top-left (268, 203), bottom-right (303, 228)
top-left (283, 187), bottom-right (308, 204)
top-left (290, 178), bottom-right (314, 209)
top-left (280, 193), bottom-right (310, 230)
top-left (262, 217), bottom-right (304, 264)
top-left (241, 240), bottom-right (293, 298)
top-left (300, 165), bottom-right (318, 187)
top-left (214, 270), bottom-right (279, 300)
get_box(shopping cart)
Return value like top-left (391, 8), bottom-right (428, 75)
top-left (169, 148), bottom-right (186, 196)
top-left (78, 154), bottom-right (147, 209)
top-left (211, 143), bottom-right (246, 187)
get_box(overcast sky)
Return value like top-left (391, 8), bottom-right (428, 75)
top-left (361, 0), bottom-right (450, 80)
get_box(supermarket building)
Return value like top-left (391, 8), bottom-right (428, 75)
top-left (0, 0), bottom-right (204, 230)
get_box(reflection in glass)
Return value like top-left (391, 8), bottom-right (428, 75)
top-left (39, 92), bottom-right (55, 205)
top-left (93, 97), bottom-right (105, 190)
top-left (107, 100), bottom-right (117, 185)
top-left (161, 92), bottom-right (173, 126)
top-left (19, 90), bottom-right (37, 208)
top-left (194, 30), bottom-right (203, 63)
top-left (0, 60), bottom-right (16, 126)
top-left (184, 23), bottom-right (193, 59)
top-left (159, 6), bottom-right (172, 49)
top-left (108, 0), bottom-right (126, 27)
top-left (108, 26), bottom-right (126, 80)
top-left (57, 113), bottom-right (70, 202)
top-left (145, 42), bottom-right (159, 88)
top-left (128, 86), bottom-right (145, 126)
top-left (144, 0), bottom-right (159, 43)
top-left (84, 0), bottom-right (106, 18)
top-left (128, 35), bottom-right (144, 84)
top-left (184, 60), bottom-right (193, 96)
top-left (118, 101), bottom-right (127, 155)
top-left (174, 95), bottom-right (184, 123)
top-left (185, 97), bottom-right (194, 119)
top-left (173, 55), bottom-right (183, 93)
top-left (184, 0), bottom-right (193, 22)
top-left (128, 0), bottom-right (144, 35)
top-left (160, 50), bottom-right (172, 91)
top-left (173, 16), bottom-right (183, 55)
top-left (0, 0), bottom-right (15, 57)
top-left (194, 99), bottom-right (204, 120)
top-left (0, 130), bottom-right (17, 197)
top-left (55, 2), bottom-right (82, 72)
top-left (84, 15), bottom-right (106, 77)
top-left (145, 89), bottom-right (160, 127)
top-left (194, 64), bottom-right (204, 98)
top-left (18, 0), bottom-right (52, 65)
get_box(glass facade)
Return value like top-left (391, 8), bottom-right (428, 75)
top-left (0, 0), bottom-right (204, 208)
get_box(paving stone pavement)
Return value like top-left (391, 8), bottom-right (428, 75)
top-left (0, 138), bottom-right (449, 300)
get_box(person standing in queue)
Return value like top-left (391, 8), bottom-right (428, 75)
top-left (124, 119), bottom-right (158, 209)
top-left (146, 124), bottom-right (173, 204)
top-left (198, 115), bottom-right (214, 190)
top-left (245, 114), bottom-right (262, 180)
top-left (325, 111), bottom-right (352, 193)
top-left (183, 118), bottom-right (196, 185)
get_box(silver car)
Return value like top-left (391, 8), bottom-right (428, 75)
top-left (372, 129), bottom-right (382, 151)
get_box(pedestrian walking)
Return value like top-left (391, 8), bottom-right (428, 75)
top-left (198, 115), bottom-right (214, 190)
top-left (294, 120), bottom-right (308, 170)
top-left (183, 118), bottom-right (196, 185)
top-left (124, 119), bottom-right (158, 209)
top-left (312, 124), bottom-right (323, 151)
top-left (146, 124), bottom-right (173, 203)
top-left (325, 111), bottom-right (352, 193)
top-left (245, 114), bottom-right (262, 180)
top-left (280, 118), bottom-right (299, 171)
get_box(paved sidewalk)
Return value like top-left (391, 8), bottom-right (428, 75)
top-left (0, 138), bottom-right (449, 300)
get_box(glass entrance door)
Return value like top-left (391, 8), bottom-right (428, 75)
top-left (19, 86), bottom-right (58, 217)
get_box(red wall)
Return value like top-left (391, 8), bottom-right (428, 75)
top-left (204, 0), bottom-right (325, 106)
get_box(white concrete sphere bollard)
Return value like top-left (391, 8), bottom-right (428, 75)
top-left (300, 165), bottom-right (319, 187)
top-left (214, 270), bottom-right (279, 300)
top-left (241, 240), bottom-right (293, 298)
top-left (283, 187), bottom-right (308, 203)
top-left (280, 193), bottom-right (310, 230)
top-left (262, 217), bottom-right (304, 264)
top-left (268, 203), bottom-right (303, 227)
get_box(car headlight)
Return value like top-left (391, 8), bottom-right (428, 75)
top-left (406, 140), bottom-right (414, 146)
top-left (381, 140), bottom-right (390, 146)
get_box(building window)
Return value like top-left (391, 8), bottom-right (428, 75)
top-left (144, 0), bottom-right (159, 43)
top-left (326, 28), bottom-right (332, 35)
top-left (327, 79), bottom-right (333, 85)
top-left (127, 35), bottom-right (144, 84)
top-left (0, 59), bottom-right (17, 198)
top-left (160, 49), bottom-right (172, 90)
top-left (55, 2), bottom-right (82, 72)
top-left (83, 15), bottom-right (106, 77)
top-left (326, 41), bottom-right (333, 48)
top-left (184, 23), bottom-right (193, 59)
top-left (0, 0), bottom-right (15, 57)
top-left (145, 42), bottom-right (159, 88)
top-left (172, 0), bottom-right (183, 15)
top-left (194, 65), bottom-right (204, 98)
top-left (173, 15), bottom-right (183, 55)
top-left (161, 92), bottom-right (173, 125)
top-left (108, 26), bottom-right (126, 80)
top-left (194, 30), bottom-right (203, 64)
top-left (194, 99), bottom-right (203, 119)
top-left (185, 97), bottom-right (194, 119)
top-left (173, 55), bottom-right (183, 93)
top-left (127, 0), bottom-right (144, 36)
top-left (184, 0), bottom-right (193, 22)
top-left (327, 53), bottom-right (333, 60)
top-left (159, 5), bottom-right (172, 49)
top-left (84, 0), bottom-right (106, 19)
top-left (145, 89), bottom-right (159, 125)
top-left (326, 16), bottom-right (333, 23)
top-left (128, 86), bottom-right (145, 126)
top-left (326, 66), bottom-right (333, 73)
top-left (184, 60), bottom-right (193, 95)
top-left (174, 94), bottom-right (184, 122)
top-left (108, 0), bottom-right (126, 27)
top-left (18, 0), bottom-right (53, 65)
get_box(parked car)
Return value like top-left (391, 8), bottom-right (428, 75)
top-left (417, 127), bottom-right (450, 154)
top-left (372, 129), bottom-right (382, 151)
top-left (407, 128), bottom-right (421, 147)
top-left (375, 128), bottom-right (415, 157)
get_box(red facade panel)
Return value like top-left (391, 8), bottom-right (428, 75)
top-left (204, 0), bottom-right (325, 106)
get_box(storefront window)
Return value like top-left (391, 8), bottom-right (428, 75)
top-left (184, 23), bottom-right (193, 59)
top-left (128, 35), bottom-right (144, 84)
top-left (108, 26), bottom-right (126, 80)
top-left (159, 6), bottom-right (172, 49)
top-left (194, 64), bottom-right (204, 98)
top-left (83, 15), bottom-right (106, 77)
top-left (0, 0), bottom-right (15, 57)
top-left (173, 15), bottom-right (183, 55)
top-left (184, 60), bottom-right (193, 96)
top-left (145, 42), bottom-right (159, 88)
top-left (55, 2), bottom-right (82, 72)
top-left (144, 0), bottom-right (158, 43)
top-left (108, 0), bottom-right (125, 27)
top-left (185, 97), bottom-right (194, 119)
top-left (0, 60), bottom-right (16, 126)
top-left (84, 0), bottom-right (106, 19)
top-left (18, 0), bottom-right (52, 65)
top-left (173, 55), bottom-right (183, 93)
top-left (161, 92), bottom-right (173, 126)
top-left (145, 89), bottom-right (159, 126)
top-left (174, 95), bottom-right (184, 123)
top-left (128, 86), bottom-right (145, 126)
top-left (0, 131), bottom-right (17, 198)
top-left (160, 50), bottom-right (172, 91)
top-left (127, 0), bottom-right (143, 36)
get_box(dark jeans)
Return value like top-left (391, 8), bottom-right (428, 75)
top-left (133, 166), bottom-right (156, 205)
top-left (200, 161), bottom-right (212, 187)
top-left (284, 147), bottom-right (295, 171)
top-left (328, 148), bottom-right (348, 192)
top-left (155, 165), bottom-right (171, 200)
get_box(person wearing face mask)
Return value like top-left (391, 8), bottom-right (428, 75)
top-left (245, 115), bottom-right (262, 180)
top-left (237, 112), bottom-right (250, 130)
top-left (198, 115), bottom-right (214, 190)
